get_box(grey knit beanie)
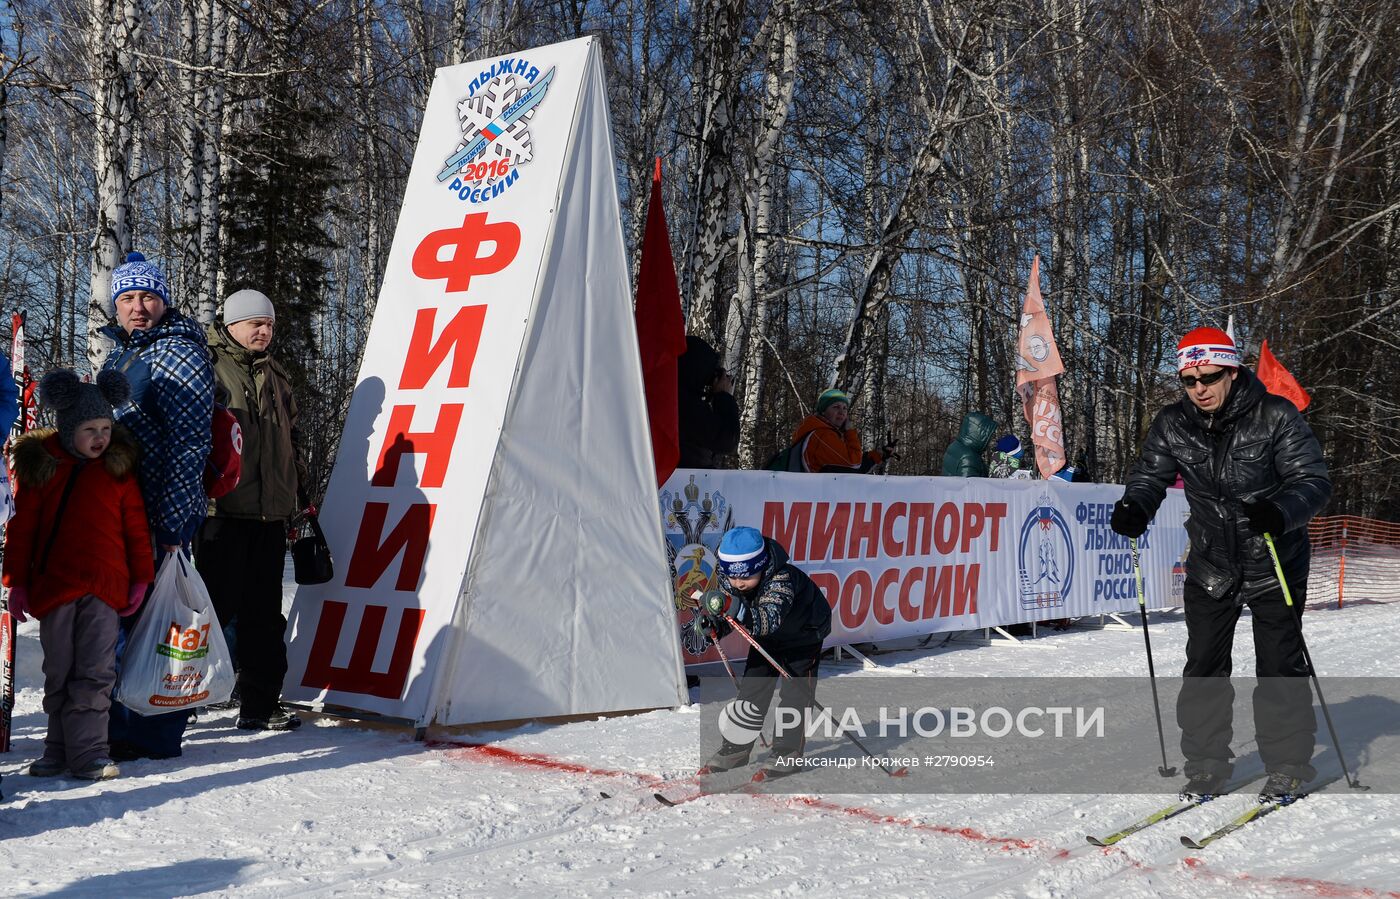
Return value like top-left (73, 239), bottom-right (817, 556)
top-left (40, 369), bottom-right (131, 456)
top-left (222, 289), bottom-right (276, 325)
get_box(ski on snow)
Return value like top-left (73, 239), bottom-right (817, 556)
top-left (596, 763), bottom-right (805, 807)
top-left (1178, 774), bottom-right (1344, 849)
top-left (1085, 774), bottom-right (1265, 846)
top-left (625, 761), bottom-right (810, 807)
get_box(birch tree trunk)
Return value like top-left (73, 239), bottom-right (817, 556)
top-left (88, 0), bottom-right (143, 370)
top-left (214, 15), bottom-right (240, 304)
top-left (196, 0), bottom-right (228, 322)
top-left (177, 0), bottom-right (200, 312)
top-left (682, 0), bottom-right (745, 342)
top-left (832, 5), bottom-right (990, 402)
top-left (0, 2), bottom-right (13, 225)
top-left (356, 0), bottom-right (385, 319)
top-left (451, 0), bottom-right (471, 65)
top-left (726, 1), bottom-right (797, 466)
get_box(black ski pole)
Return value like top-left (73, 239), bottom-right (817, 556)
top-left (703, 619), bottom-right (770, 749)
top-left (1264, 533), bottom-right (1367, 790)
top-left (721, 612), bottom-right (908, 777)
top-left (691, 587), bottom-right (772, 747)
top-left (1131, 537), bottom-right (1177, 777)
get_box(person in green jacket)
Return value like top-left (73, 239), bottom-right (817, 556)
top-left (196, 289), bottom-right (308, 732)
top-left (941, 412), bottom-right (997, 477)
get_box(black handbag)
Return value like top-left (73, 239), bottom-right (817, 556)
top-left (291, 511), bottom-right (335, 585)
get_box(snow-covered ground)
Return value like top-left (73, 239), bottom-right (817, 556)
top-left (3, 591), bottom-right (1398, 898)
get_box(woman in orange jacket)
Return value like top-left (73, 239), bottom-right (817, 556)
top-left (790, 389), bottom-right (895, 473)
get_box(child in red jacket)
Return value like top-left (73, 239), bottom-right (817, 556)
top-left (3, 369), bottom-right (154, 780)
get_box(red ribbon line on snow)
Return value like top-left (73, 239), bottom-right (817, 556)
top-left (436, 739), bottom-right (1398, 896)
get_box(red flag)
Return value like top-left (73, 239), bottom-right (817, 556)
top-left (21, 377), bottom-right (37, 430)
top-left (1257, 339), bottom-right (1311, 412)
top-left (9, 312), bottom-right (22, 380)
top-left (634, 157), bottom-right (687, 486)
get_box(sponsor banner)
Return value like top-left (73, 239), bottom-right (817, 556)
top-left (661, 471), bottom-right (1189, 665)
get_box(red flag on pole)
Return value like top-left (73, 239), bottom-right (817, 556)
top-left (9, 311), bottom-right (30, 437)
top-left (634, 157), bottom-right (687, 486)
top-left (1256, 339), bottom-right (1311, 412)
top-left (9, 312), bottom-right (22, 380)
top-left (1014, 255), bottom-right (1068, 478)
top-left (21, 378), bottom-right (37, 431)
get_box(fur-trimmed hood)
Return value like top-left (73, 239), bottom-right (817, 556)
top-left (10, 425), bottom-right (140, 488)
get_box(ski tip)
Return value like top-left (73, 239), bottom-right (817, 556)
top-left (1180, 836), bottom-right (1204, 849)
top-left (892, 767), bottom-right (910, 777)
top-left (599, 791), bottom-right (612, 799)
top-left (653, 793), bottom-right (679, 807)
top-left (1085, 835), bottom-right (1110, 847)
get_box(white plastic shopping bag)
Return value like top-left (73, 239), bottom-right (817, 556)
top-left (117, 551), bottom-right (235, 715)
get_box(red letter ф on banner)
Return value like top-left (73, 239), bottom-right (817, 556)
top-left (412, 212), bottom-right (521, 293)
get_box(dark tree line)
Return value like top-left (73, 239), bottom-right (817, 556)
top-left (1, 0), bottom-right (1398, 516)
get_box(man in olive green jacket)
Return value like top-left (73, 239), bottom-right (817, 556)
top-left (196, 289), bottom-right (309, 731)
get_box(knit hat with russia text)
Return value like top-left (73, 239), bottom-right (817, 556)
top-left (717, 527), bottom-right (770, 580)
top-left (1176, 327), bottom-right (1240, 373)
top-left (110, 252), bottom-right (170, 313)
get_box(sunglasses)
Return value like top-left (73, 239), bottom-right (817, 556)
top-left (1179, 369), bottom-right (1229, 389)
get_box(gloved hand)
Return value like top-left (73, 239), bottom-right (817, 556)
top-left (699, 612), bottom-right (732, 641)
top-left (703, 590), bottom-right (733, 618)
top-left (122, 582), bottom-right (150, 618)
top-left (881, 435), bottom-right (900, 461)
top-left (1109, 498), bottom-right (1150, 538)
top-left (8, 586), bottom-right (29, 624)
top-left (1243, 500), bottom-right (1285, 537)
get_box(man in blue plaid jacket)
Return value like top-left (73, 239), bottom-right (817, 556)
top-left (100, 253), bottom-right (214, 551)
top-left (101, 251), bottom-right (214, 760)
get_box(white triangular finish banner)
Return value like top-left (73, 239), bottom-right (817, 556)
top-left (284, 37), bottom-right (687, 725)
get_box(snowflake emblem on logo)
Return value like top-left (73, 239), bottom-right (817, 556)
top-left (454, 74), bottom-right (536, 182)
top-left (438, 64), bottom-right (555, 201)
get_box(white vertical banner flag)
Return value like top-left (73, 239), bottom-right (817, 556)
top-left (1014, 256), bottom-right (1067, 478)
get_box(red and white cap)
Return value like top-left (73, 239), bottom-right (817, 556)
top-left (1176, 327), bottom-right (1240, 372)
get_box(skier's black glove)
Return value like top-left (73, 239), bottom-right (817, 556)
top-left (699, 613), bottom-right (731, 641)
top-left (1243, 500), bottom-right (1285, 537)
top-left (1109, 498), bottom-right (1149, 538)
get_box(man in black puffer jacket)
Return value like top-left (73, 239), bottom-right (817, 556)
top-left (1110, 327), bottom-right (1330, 802)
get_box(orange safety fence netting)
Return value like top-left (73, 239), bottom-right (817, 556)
top-left (1307, 515), bottom-right (1400, 609)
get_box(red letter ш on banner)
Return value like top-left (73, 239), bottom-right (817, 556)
top-left (412, 212), bottom-right (521, 293)
top-left (300, 601), bottom-right (427, 699)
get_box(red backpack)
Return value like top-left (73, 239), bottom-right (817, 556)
top-left (206, 404), bottom-right (243, 499)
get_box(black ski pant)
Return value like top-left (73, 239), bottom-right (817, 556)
top-left (196, 518), bottom-right (289, 719)
top-left (736, 642), bottom-right (823, 758)
top-left (1177, 575), bottom-right (1316, 781)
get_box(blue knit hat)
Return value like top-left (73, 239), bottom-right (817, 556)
top-left (816, 388), bottom-right (850, 415)
top-left (995, 435), bottom-right (1022, 458)
top-left (717, 527), bottom-right (770, 579)
top-left (111, 252), bottom-right (170, 312)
